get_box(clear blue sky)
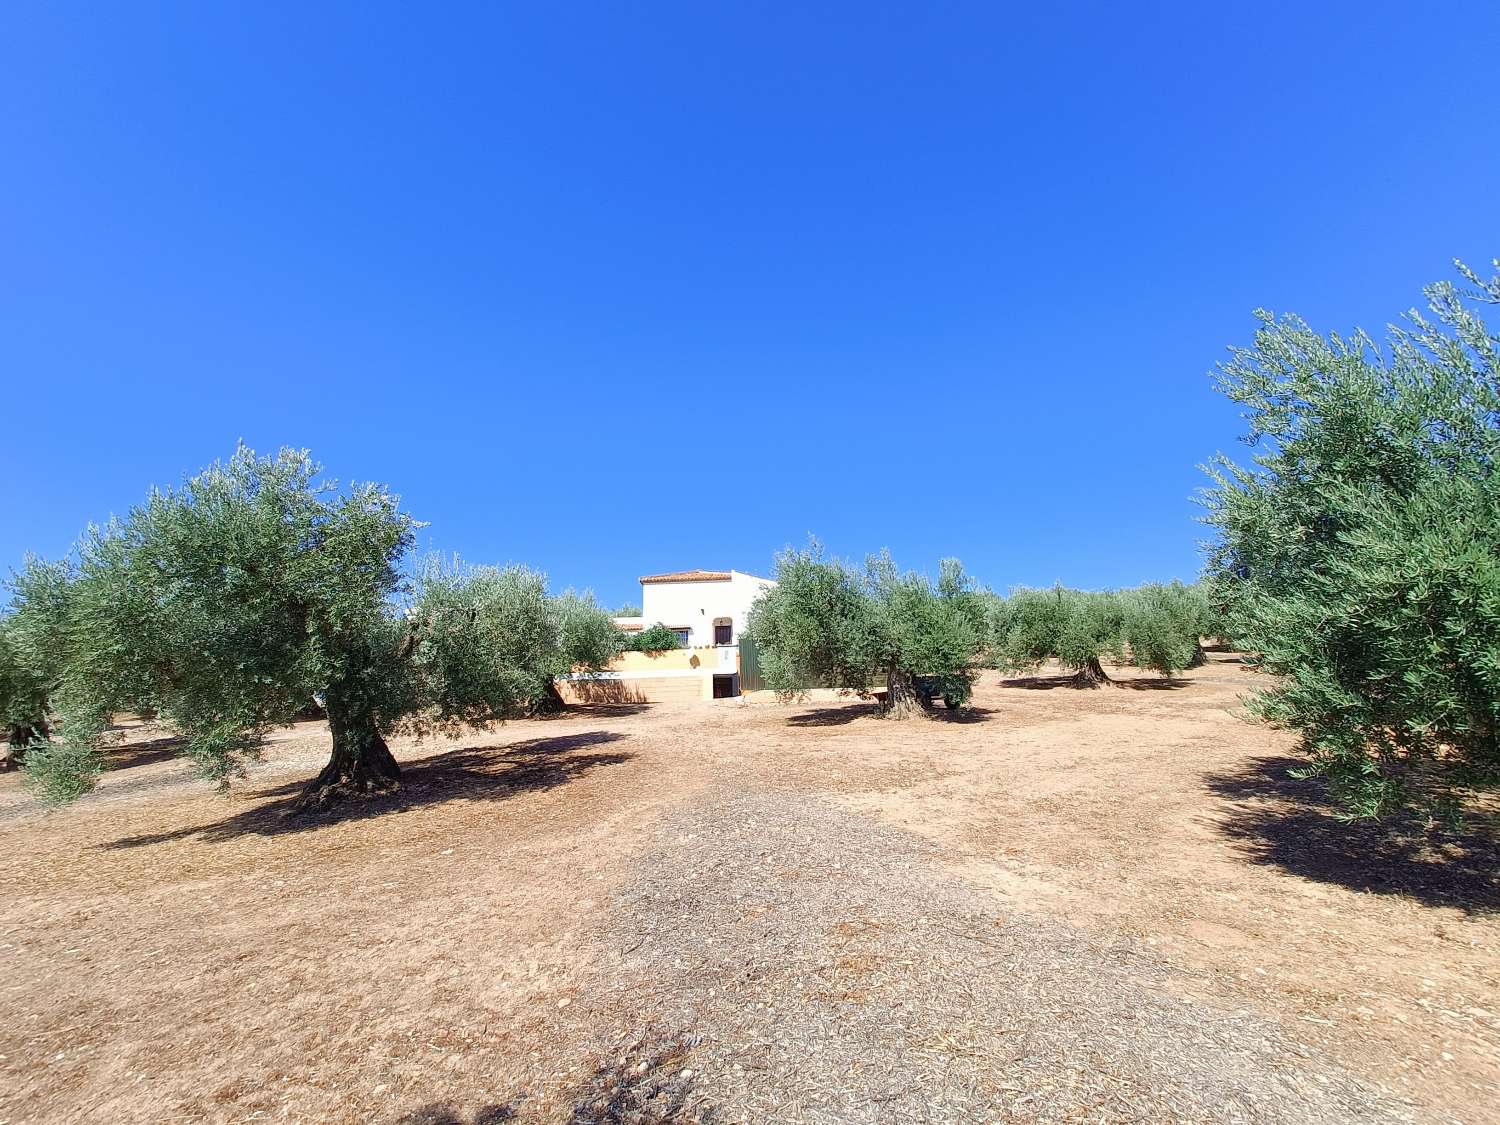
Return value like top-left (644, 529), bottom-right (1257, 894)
top-left (3, 3), bottom-right (1497, 609)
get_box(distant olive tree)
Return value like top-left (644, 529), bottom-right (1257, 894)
top-left (1202, 258), bottom-right (1500, 819)
top-left (407, 560), bottom-right (621, 719)
top-left (554, 591), bottom-right (629, 694)
top-left (993, 582), bottom-right (1212, 685)
top-left (0, 627), bottom-right (47, 766)
top-left (1121, 582), bottom-right (1204, 679)
top-left (18, 447), bottom-right (605, 809)
top-left (747, 544), bottom-right (987, 717)
top-left (996, 586), bottom-right (1125, 686)
top-left (611, 603), bottom-right (642, 618)
top-left (0, 557), bottom-right (71, 764)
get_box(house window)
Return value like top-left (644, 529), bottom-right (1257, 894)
top-left (714, 620), bottom-right (732, 645)
top-left (673, 628), bottom-right (691, 647)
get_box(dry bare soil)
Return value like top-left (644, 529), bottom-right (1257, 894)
top-left (3, 654), bottom-right (1497, 1124)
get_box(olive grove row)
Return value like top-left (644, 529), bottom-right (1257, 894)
top-left (4, 257), bottom-right (1497, 822)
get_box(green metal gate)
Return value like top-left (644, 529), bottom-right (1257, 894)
top-left (737, 635), bottom-right (847, 693)
top-left (738, 634), bottom-right (768, 693)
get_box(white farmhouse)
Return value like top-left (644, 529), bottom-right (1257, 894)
top-left (614, 569), bottom-right (775, 648)
top-left (560, 568), bottom-right (776, 703)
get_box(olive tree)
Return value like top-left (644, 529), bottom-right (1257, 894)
top-left (996, 586), bottom-right (1125, 686)
top-left (0, 556), bottom-right (71, 762)
top-left (410, 560), bottom-right (620, 718)
top-left (1202, 258), bottom-right (1500, 818)
top-left (0, 626), bottom-right (48, 765)
top-left (746, 544), bottom-right (987, 717)
top-left (552, 590), bottom-right (629, 696)
top-left (1122, 581), bottom-right (1210, 679)
top-left (20, 447), bottom-right (608, 809)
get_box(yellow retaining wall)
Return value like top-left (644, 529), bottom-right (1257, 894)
top-left (558, 676), bottom-right (708, 705)
top-left (559, 646), bottom-right (735, 704)
top-left (556, 675), bottom-right (710, 705)
top-left (608, 647), bottom-right (719, 673)
top-left (554, 679), bottom-right (647, 705)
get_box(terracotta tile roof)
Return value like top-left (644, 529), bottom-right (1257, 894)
top-left (638, 569), bottom-right (733, 584)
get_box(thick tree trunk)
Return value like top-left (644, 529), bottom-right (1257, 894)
top-left (536, 679), bottom-right (567, 714)
top-left (7, 719), bottom-right (48, 748)
top-left (880, 667), bottom-right (924, 719)
top-left (1070, 657), bottom-right (1111, 688)
top-left (3, 720), bottom-right (48, 768)
top-left (296, 691), bottom-right (400, 811)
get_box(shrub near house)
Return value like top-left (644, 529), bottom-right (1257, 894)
top-left (621, 624), bottom-right (682, 653)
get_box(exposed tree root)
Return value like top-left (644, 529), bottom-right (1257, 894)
top-left (294, 723), bottom-right (401, 812)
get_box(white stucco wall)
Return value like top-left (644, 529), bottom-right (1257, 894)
top-left (639, 571), bottom-right (775, 647)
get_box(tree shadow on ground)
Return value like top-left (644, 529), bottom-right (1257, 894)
top-left (999, 673), bottom-right (1187, 692)
top-left (786, 704), bottom-right (993, 727)
top-left (784, 702), bottom-right (880, 726)
top-left (395, 1103), bottom-right (520, 1124)
top-left (923, 705), bottom-right (996, 724)
top-left (1000, 674), bottom-right (1092, 690)
top-left (102, 735), bottom-right (187, 772)
top-left (102, 731), bottom-right (633, 848)
top-left (540, 702), bottom-right (651, 720)
top-left (1202, 651), bottom-right (1254, 667)
top-left (1114, 677), bottom-right (1190, 691)
top-left (1204, 755), bottom-right (1500, 913)
top-left (395, 1029), bottom-right (714, 1124)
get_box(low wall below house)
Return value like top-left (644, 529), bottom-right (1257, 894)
top-left (555, 679), bottom-right (647, 705)
top-left (556, 644), bottom-right (741, 705)
top-left (611, 646), bottom-right (724, 673)
top-left (555, 675), bottom-right (708, 705)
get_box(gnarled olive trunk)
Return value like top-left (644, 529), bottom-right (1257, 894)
top-left (1070, 657), bottom-right (1110, 688)
top-left (296, 687), bottom-right (400, 811)
top-left (7, 718), bottom-right (48, 748)
top-left (3, 719), bottom-right (49, 768)
top-left (536, 678), bottom-right (567, 714)
top-left (880, 667), bottom-right (924, 719)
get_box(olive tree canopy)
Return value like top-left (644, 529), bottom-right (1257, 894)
top-left (747, 544), bottom-right (987, 717)
top-left (1202, 258), bottom-right (1500, 819)
top-left (995, 586), bottom-right (1125, 686)
top-left (0, 556), bottom-right (70, 763)
top-left (992, 582), bottom-right (1209, 685)
top-left (18, 447), bottom-right (617, 808)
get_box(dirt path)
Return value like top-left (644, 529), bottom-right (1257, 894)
top-left (589, 792), bottom-right (1409, 1122)
top-left (2, 656), bottom-right (1495, 1123)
